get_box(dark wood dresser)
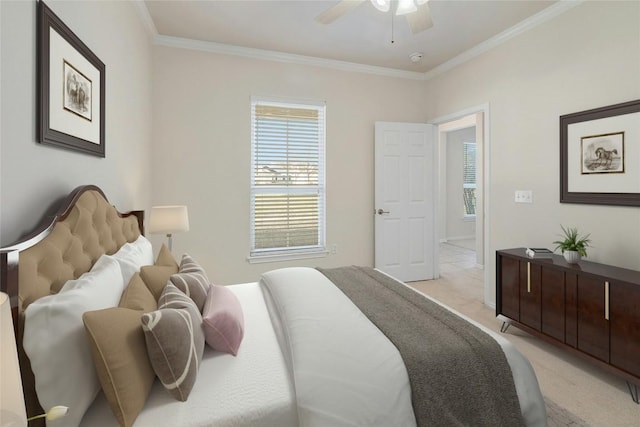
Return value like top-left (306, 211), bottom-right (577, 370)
top-left (496, 248), bottom-right (640, 403)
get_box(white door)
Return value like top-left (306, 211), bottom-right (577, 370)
top-left (374, 122), bottom-right (436, 282)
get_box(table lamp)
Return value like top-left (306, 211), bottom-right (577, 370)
top-left (148, 205), bottom-right (189, 251)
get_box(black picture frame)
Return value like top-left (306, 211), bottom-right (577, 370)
top-left (37, 1), bottom-right (105, 157)
top-left (560, 99), bottom-right (640, 206)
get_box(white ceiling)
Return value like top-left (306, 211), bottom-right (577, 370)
top-left (142, 0), bottom-right (560, 75)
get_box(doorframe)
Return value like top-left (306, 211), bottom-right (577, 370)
top-left (429, 103), bottom-right (493, 307)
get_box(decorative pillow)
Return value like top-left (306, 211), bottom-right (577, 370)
top-left (140, 265), bottom-right (178, 301)
top-left (111, 235), bottom-right (154, 287)
top-left (156, 243), bottom-right (178, 268)
top-left (202, 285), bottom-right (245, 356)
top-left (141, 284), bottom-right (205, 401)
top-left (83, 308), bottom-right (154, 427)
top-left (179, 253), bottom-right (210, 282)
top-left (169, 272), bottom-right (210, 312)
top-left (119, 273), bottom-right (157, 312)
top-left (23, 255), bottom-right (124, 427)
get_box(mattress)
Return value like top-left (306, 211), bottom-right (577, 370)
top-left (80, 282), bottom-right (298, 427)
top-left (81, 268), bottom-right (545, 427)
top-left (262, 267), bottom-right (546, 427)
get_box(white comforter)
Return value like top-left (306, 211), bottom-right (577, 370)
top-left (261, 267), bottom-right (546, 427)
top-left (261, 267), bottom-right (416, 427)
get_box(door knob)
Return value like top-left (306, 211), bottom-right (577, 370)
top-left (376, 208), bottom-right (390, 215)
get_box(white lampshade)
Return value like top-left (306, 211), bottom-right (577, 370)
top-left (148, 206), bottom-right (190, 234)
top-left (148, 206), bottom-right (189, 251)
top-left (1, 292), bottom-right (27, 427)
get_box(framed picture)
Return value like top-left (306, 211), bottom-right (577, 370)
top-left (38, 1), bottom-right (105, 157)
top-left (580, 131), bottom-right (624, 175)
top-left (560, 99), bottom-right (640, 206)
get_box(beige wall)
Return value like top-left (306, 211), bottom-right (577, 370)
top-left (424, 1), bottom-right (640, 303)
top-left (0, 0), bottom-right (153, 244)
top-left (151, 46), bottom-right (427, 284)
top-left (151, 1), bottom-right (639, 290)
top-left (3, 1), bottom-right (637, 300)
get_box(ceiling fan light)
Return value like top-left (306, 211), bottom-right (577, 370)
top-left (396, 0), bottom-right (418, 16)
top-left (370, 0), bottom-right (390, 13)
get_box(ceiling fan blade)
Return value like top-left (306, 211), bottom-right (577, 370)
top-left (315, 0), bottom-right (366, 25)
top-left (406, 3), bottom-right (433, 34)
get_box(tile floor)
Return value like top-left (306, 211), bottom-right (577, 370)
top-left (439, 240), bottom-right (478, 271)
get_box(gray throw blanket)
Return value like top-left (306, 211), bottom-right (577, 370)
top-left (317, 266), bottom-right (523, 427)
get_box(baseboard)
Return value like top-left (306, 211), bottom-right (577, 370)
top-left (444, 235), bottom-right (475, 242)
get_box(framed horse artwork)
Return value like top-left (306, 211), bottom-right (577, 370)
top-left (560, 99), bottom-right (640, 206)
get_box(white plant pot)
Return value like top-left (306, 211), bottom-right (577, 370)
top-left (563, 251), bottom-right (581, 264)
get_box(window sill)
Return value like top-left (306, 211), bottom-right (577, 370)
top-left (463, 215), bottom-right (476, 222)
top-left (247, 249), bottom-right (329, 264)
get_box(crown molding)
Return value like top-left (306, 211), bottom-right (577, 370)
top-left (139, 0), bottom-right (582, 81)
top-left (154, 35), bottom-right (426, 80)
top-left (132, 0), bottom-right (158, 37)
top-left (423, 0), bottom-right (584, 80)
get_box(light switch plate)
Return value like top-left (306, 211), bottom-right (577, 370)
top-left (515, 190), bottom-right (533, 203)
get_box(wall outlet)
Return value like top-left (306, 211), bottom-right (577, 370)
top-left (515, 190), bottom-right (533, 203)
top-left (331, 244), bottom-right (338, 254)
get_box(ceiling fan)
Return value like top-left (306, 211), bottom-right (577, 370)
top-left (316, 0), bottom-right (434, 34)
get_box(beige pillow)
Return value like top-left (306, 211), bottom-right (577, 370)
top-left (119, 273), bottom-right (157, 312)
top-left (141, 284), bottom-right (205, 401)
top-left (156, 244), bottom-right (178, 268)
top-left (83, 308), bottom-right (155, 427)
top-left (140, 265), bottom-right (178, 301)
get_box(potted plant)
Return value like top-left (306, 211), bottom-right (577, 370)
top-left (553, 225), bottom-right (591, 264)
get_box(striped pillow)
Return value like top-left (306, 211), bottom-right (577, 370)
top-left (179, 254), bottom-right (210, 282)
top-left (169, 272), bottom-right (209, 312)
top-left (141, 284), bottom-right (204, 401)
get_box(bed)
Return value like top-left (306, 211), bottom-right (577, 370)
top-left (1, 185), bottom-right (546, 427)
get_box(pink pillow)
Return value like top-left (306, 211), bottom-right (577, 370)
top-left (202, 285), bottom-right (245, 356)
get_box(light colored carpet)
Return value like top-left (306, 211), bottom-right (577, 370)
top-left (546, 396), bottom-right (590, 426)
top-left (410, 260), bottom-right (639, 427)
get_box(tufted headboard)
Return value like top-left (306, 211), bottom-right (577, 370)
top-left (0, 184), bottom-right (144, 423)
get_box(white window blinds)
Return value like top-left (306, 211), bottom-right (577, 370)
top-left (463, 142), bottom-right (477, 216)
top-left (250, 98), bottom-right (326, 257)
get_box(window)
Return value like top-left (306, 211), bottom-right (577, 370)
top-left (463, 142), bottom-right (477, 217)
top-left (250, 97), bottom-right (326, 260)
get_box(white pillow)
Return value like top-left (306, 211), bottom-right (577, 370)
top-left (23, 255), bottom-right (125, 427)
top-left (132, 234), bottom-right (154, 266)
top-left (111, 235), bottom-right (154, 287)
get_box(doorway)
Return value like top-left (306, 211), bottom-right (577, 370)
top-left (431, 104), bottom-right (491, 305)
top-left (439, 124), bottom-right (478, 274)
